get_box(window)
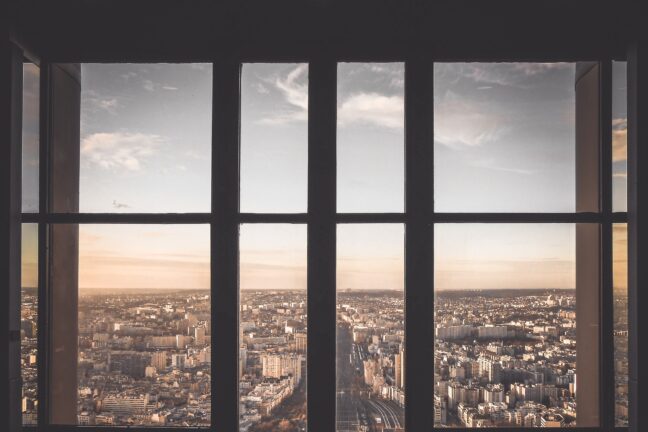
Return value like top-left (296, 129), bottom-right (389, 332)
top-left (7, 45), bottom-right (636, 432)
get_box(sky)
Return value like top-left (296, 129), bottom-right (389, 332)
top-left (22, 64), bottom-right (40, 213)
top-left (79, 63), bottom-right (212, 213)
top-left (20, 62), bottom-right (629, 291)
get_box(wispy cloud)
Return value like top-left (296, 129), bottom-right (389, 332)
top-left (83, 90), bottom-right (121, 115)
top-left (470, 158), bottom-right (537, 175)
top-left (81, 132), bottom-right (165, 171)
top-left (434, 90), bottom-right (507, 148)
top-left (613, 118), bottom-right (628, 162)
top-left (143, 79), bottom-right (155, 92)
top-left (440, 63), bottom-right (572, 88)
top-left (338, 93), bottom-right (404, 129)
top-left (257, 64), bottom-right (309, 125)
top-left (162, 85), bottom-right (178, 91)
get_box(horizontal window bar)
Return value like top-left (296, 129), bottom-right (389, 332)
top-left (239, 213), bottom-right (309, 223)
top-left (432, 212), bottom-right (626, 223)
top-left (20, 213), bottom-right (213, 224)
top-left (20, 212), bottom-right (628, 224)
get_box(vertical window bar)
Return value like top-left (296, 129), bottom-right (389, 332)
top-left (404, 58), bottom-right (435, 431)
top-left (36, 61), bottom-right (50, 428)
top-left (599, 59), bottom-right (615, 431)
top-left (1, 41), bottom-right (24, 432)
top-left (212, 60), bottom-right (241, 432)
top-left (627, 42), bottom-right (647, 432)
top-left (307, 59), bottom-right (336, 432)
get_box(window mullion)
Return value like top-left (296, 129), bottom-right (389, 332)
top-left (37, 60), bottom-right (50, 428)
top-left (599, 59), bottom-right (615, 431)
top-left (404, 58), bottom-right (435, 431)
top-left (1, 40), bottom-right (24, 432)
top-left (211, 60), bottom-right (240, 432)
top-left (307, 59), bottom-right (337, 432)
top-left (627, 42), bottom-right (647, 432)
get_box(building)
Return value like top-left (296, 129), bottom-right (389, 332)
top-left (261, 354), bottom-right (303, 386)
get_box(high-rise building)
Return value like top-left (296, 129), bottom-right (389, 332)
top-left (295, 332), bottom-right (307, 353)
top-left (150, 351), bottom-right (167, 371)
top-left (261, 354), bottom-right (303, 386)
top-left (395, 352), bottom-right (403, 389)
top-left (172, 353), bottom-right (187, 370)
top-left (434, 394), bottom-right (448, 425)
top-left (194, 327), bottom-right (206, 345)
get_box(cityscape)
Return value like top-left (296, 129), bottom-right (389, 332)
top-left (20, 285), bottom-right (631, 429)
top-left (19, 286), bottom-right (632, 429)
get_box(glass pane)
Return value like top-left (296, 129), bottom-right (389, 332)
top-left (50, 224), bottom-right (211, 426)
top-left (241, 64), bottom-right (308, 213)
top-left (239, 224), bottom-right (307, 431)
top-left (613, 224), bottom-right (629, 426)
top-left (434, 224), bottom-right (587, 427)
top-left (337, 63), bottom-right (405, 213)
top-left (22, 63), bottom-right (39, 213)
top-left (336, 224), bottom-right (405, 431)
top-left (434, 63), bottom-right (575, 212)
top-left (21, 224), bottom-right (38, 425)
top-left (613, 62), bottom-right (628, 212)
top-left (80, 64), bottom-right (212, 213)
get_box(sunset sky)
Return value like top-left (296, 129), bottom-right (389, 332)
top-left (20, 62), bottom-right (628, 291)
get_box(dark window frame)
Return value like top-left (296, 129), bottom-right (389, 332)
top-left (14, 57), bottom-right (627, 432)
top-left (3, 1), bottom-right (645, 430)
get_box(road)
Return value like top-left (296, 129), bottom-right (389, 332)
top-left (336, 324), bottom-right (405, 431)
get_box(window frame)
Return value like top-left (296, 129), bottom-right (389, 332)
top-left (2, 2), bottom-right (643, 429)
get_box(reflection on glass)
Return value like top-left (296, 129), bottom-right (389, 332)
top-left (239, 224), bottom-right (307, 431)
top-left (79, 64), bottom-right (212, 213)
top-left (434, 63), bottom-right (575, 212)
top-left (21, 224), bottom-right (38, 425)
top-left (76, 225), bottom-right (211, 426)
top-left (337, 63), bottom-right (405, 213)
top-left (336, 224), bottom-right (405, 431)
top-left (241, 64), bottom-right (308, 213)
top-left (613, 224), bottom-right (628, 426)
top-left (434, 224), bottom-right (578, 427)
top-left (612, 62), bottom-right (628, 212)
top-left (22, 64), bottom-right (39, 213)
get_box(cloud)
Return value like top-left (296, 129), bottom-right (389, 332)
top-left (258, 65), bottom-right (309, 125)
top-left (121, 71), bottom-right (138, 80)
top-left (613, 118), bottom-right (627, 162)
top-left (83, 91), bottom-right (121, 115)
top-left (434, 90), bottom-right (507, 148)
top-left (442, 63), bottom-right (572, 88)
top-left (276, 65), bottom-right (309, 107)
top-left (338, 92), bottom-right (404, 129)
top-left (254, 82), bottom-right (270, 94)
top-left (143, 79), bottom-right (155, 92)
top-left (81, 132), bottom-right (165, 171)
top-left (470, 158), bottom-right (537, 175)
top-left (162, 85), bottom-right (178, 91)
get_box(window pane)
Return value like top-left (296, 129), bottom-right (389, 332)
top-left (241, 64), bottom-right (308, 213)
top-left (434, 224), bottom-right (591, 427)
top-left (337, 63), bottom-right (405, 213)
top-left (22, 63), bottom-right (39, 213)
top-left (50, 224), bottom-right (210, 426)
top-left (613, 224), bottom-right (629, 426)
top-left (239, 224), bottom-right (307, 431)
top-left (79, 64), bottom-right (212, 213)
top-left (434, 63), bottom-right (575, 212)
top-left (21, 224), bottom-right (38, 425)
top-left (336, 224), bottom-right (405, 431)
top-left (613, 62), bottom-right (628, 212)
